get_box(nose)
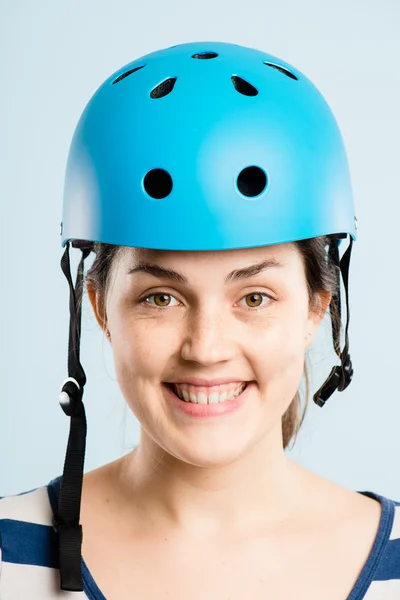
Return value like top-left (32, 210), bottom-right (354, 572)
top-left (180, 308), bottom-right (237, 366)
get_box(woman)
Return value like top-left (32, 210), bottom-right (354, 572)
top-left (1, 41), bottom-right (399, 599)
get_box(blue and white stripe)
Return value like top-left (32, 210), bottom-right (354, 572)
top-left (1, 477), bottom-right (400, 599)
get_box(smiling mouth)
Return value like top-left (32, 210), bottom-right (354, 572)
top-left (165, 382), bottom-right (248, 404)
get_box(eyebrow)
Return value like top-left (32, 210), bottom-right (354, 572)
top-left (127, 258), bottom-right (283, 284)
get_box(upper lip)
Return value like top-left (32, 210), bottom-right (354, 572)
top-left (165, 378), bottom-right (250, 386)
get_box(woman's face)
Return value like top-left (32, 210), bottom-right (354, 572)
top-left (88, 243), bottom-right (329, 466)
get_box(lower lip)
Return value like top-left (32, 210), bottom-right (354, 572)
top-left (163, 382), bottom-right (252, 418)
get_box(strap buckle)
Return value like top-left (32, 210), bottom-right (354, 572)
top-left (59, 377), bottom-right (82, 417)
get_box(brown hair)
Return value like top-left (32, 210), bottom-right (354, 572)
top-left (85, 237), bottom-right (341, 450)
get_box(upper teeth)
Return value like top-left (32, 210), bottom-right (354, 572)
top-left (172, 382), bottom-right (247, 404)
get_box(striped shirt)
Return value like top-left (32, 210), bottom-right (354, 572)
top-left (0, 475), bottom-right (400, 598)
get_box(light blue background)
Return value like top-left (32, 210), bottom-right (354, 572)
top-left (1, 0), bottom-right (399, 498)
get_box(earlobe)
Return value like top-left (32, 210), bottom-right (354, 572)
top-left (304, 330), bottom-right (313, 349)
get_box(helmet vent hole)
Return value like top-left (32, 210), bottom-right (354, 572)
top-left (237, 167), bottom-right (267, 197)
top-left (150, 77), bottom-right (177, 99)
top-left (112, 65), bottom-right (146, 84)
top-left (231, 76), bottom-right (258, 97)
top-left (191, 52), bottom-right (218, 59)
top-left (263, 62), bottom-right (298, 81)
top-left (144, 169), bottom-right (173, 199)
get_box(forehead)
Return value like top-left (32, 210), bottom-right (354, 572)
top-left (123, 242), bottom-right (298, 265)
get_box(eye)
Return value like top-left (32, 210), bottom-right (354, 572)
top-left (141, 292), bottom-right (180, 308)
top-left (139, 291), bottom-right (273, 310)
top-left (239, 292), bottom-right (272, 309)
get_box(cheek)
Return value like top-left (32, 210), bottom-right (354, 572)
top-left (250, 307), bottom-right (308, 402)
top-left (110, 325), bottom-right (159, 424)
top-left (109, 313), bottom-right (180, 419)
top-left (113, 321), bottom-right (168, 381)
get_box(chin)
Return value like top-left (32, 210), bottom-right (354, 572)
top-left (166, 434), bottom-right (255, 468)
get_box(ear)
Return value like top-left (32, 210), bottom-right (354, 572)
top-left (305, 290), bottom-right (332, 349)
top-left (86, 280), bottom-right (108, 338)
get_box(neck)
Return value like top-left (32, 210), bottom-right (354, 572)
top-left (115, 428), bottom-right (308, 537)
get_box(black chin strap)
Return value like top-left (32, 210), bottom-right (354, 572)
top-left (53, 241), bottom-right (91, 592)
top-left (313, 236), bottom-right (354, 407)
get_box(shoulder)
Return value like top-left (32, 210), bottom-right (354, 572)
top-left (0, 483), bottom-right (55, 525)
top-left (374, 492), bottom-right (400, 573)
top-left (362, 491), bottom-right (400, 598)
top-left (0, 477), bottom-right (64, 598)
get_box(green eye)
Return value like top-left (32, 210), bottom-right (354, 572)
top-left (245, 293), bottom-right (263, 307)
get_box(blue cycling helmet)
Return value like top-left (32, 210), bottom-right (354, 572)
top-left (56, 41), bottom-right (357, 593)
top-left (62, 41), bottom-right (356, 250)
